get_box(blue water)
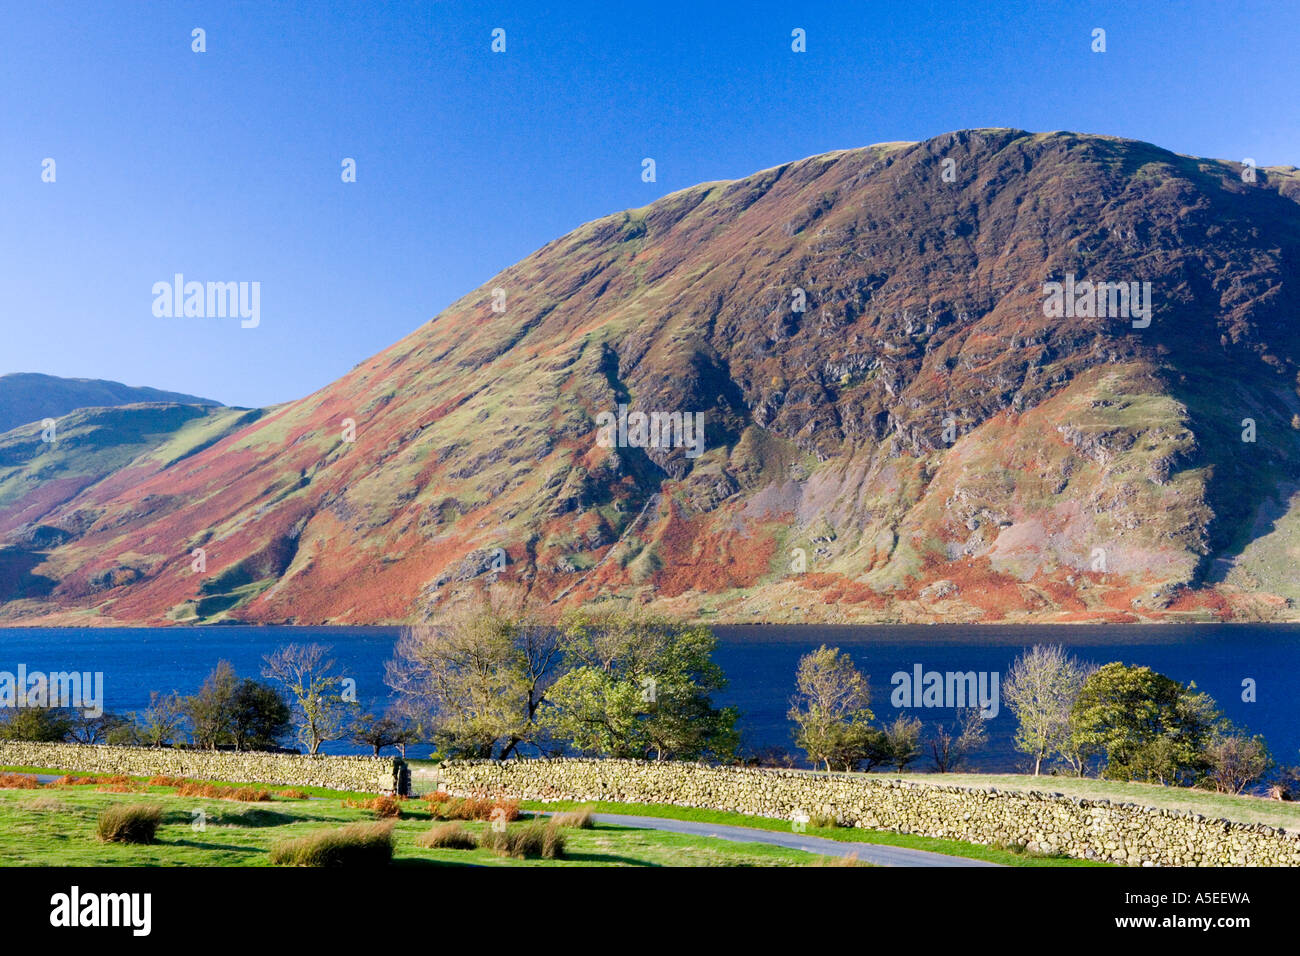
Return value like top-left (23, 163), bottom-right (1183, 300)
top-left (1, 623), bottom-right (1298, 772)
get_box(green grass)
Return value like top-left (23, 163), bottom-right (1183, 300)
top-left (518, 800), bottom-right (1103, 867)
top-left (0, 784), bottom-right (854, 867)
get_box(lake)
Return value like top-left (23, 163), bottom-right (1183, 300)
top-left (1, 623), bottom-right (1297, 772)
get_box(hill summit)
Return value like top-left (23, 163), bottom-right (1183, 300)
top-left (3, 129), bottom-right (1300, 625)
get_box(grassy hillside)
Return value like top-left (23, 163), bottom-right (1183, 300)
top-left (3, 130), bottom-right (1300, 625)
top-left (0, 372), bottom-right (219, 433)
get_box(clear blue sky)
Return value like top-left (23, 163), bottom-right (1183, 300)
top-left (2, 0), bottom-right (1296, 408)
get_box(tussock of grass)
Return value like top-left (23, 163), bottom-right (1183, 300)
top-left (20, 795), bottom-right (64, 812)
top-left (551, 806), bottom-right (597, 829)
top-left (479, 819), bottom-right (565, 859)
top-left (808, 852), bottom-right (870, 867)
top-left (270, 821), bottom-right (395, 867)
top-left (415, 822), bottom-right (477, 850)
top-left (96, 803), bottom-right (162, 844)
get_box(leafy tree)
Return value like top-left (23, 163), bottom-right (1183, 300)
top-left (264, 644), bottom-right (357, 754)
top-left (385, 602), bottom-right (559, 759)
top-left (230, 679), bottom-right (290, 751)
top-left (1069, 663), bottom-right (1221, 785)
top-left (0, 705), bottom-right (73, 742)
top-left (882, 714), bottom-right (923, 771)
top-left (185, 661), bottom-right (239, 750)
top-left (542, 608), bottom-right (737, 761)
top-left (1003, 644), bottom-right (1092, 774)
top-left (788, 645), bottom-right (882, 772)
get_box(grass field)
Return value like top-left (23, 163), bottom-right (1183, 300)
top-left (0, 777), bottom-right (856, 867)
top-left (7, 764), bottom-right (1276, 866)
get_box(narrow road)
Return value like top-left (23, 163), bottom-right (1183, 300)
top-left (572, 812), bottom-right (1002, 867)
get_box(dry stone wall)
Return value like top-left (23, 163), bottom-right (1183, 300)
top-left (430, 758), bottom-right (1300, 867)
top-left (0, 741), bottom-right (399, 793)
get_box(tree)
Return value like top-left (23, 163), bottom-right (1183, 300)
top-left (263, 644), bottom-right (356, 754)
top-left (787, 645), bottom-right (881, 772)
top-left (352, 714), bottom-right (404, 756)
top-left (882, 715), bottom-right (923, 771)
top-left (1069, 663), bottom-right (1221, 785)
top-left (382, 699), bottom-right (425, 758)
top-left (386, 602), bottom-right (559, 759)
top-left (65, 711), bottom-right (129, 745)
top-left (542, 608), bottom-right (738, 761)
top-left (1003, 644), bottom-right (1092, 775)
top-left (0, 706), bottom-right (73, 742)
top-left (130, 691), bottom-right (186, 748)
top-left (929, 708), bottom-right (988, 773)
top-left (230, 679), bottom-right (290, 751)
top-left (185, 661), bottom-right (239, 750)
top-left (1204, 732), bottom-right (1273, 794)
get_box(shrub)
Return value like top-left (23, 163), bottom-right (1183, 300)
top-left (276, 789), bottom-right (311, 800)
top-left (808, 811), bottom-right (838, 829)
top-left (551, 806), bottom-right (596, 829)
top-left (343, 795), bottom-right (403, 818)
top-left (97, 803), bottom-right (163, 844)
top-left (147, 775), bottom-right (189, 788)
top-left (97, 775), bottom-right (144, 794)
top-left (415, 822), bottom-right (478, 850)
top-left (0, 773), bottom-right (41, 789)
top-left (479, 820), bottom-right (565, 860)
top-left (174, 781), bottom-right (270, 802)
top-left (230, 787), bottom-right (272, 802)
top-left (433, 796), bottom-right (488, 820)
top-left (426, 790), bottom-right (451, 804)
top-left (270, 822), bottom-right (395, 867)
top-left (50, 774), bottom-right (108, 787)
top-left (430, 796), bottom-right (519, 823)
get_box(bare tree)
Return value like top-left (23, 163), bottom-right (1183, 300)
top-left (263, 643), bottom-right (355, 754)
top-left (929, 708), bottom-right (988, 773)
top-left (1205, 733), bottom-right (1273, 794)
top-left (131, 691), bottom-right (185, 748)
top-left (1003, 644), bottom-right (1092, 775)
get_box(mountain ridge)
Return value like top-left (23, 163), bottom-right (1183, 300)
top-left (3, 128), bottom-right (1299, 626)
top-left (0, 372), bottom-right (222, 434)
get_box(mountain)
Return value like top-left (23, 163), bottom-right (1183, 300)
top-left (0, 373), bottom-right (221, 434)
top-left (3, 129), bottom-right (1300, 626)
